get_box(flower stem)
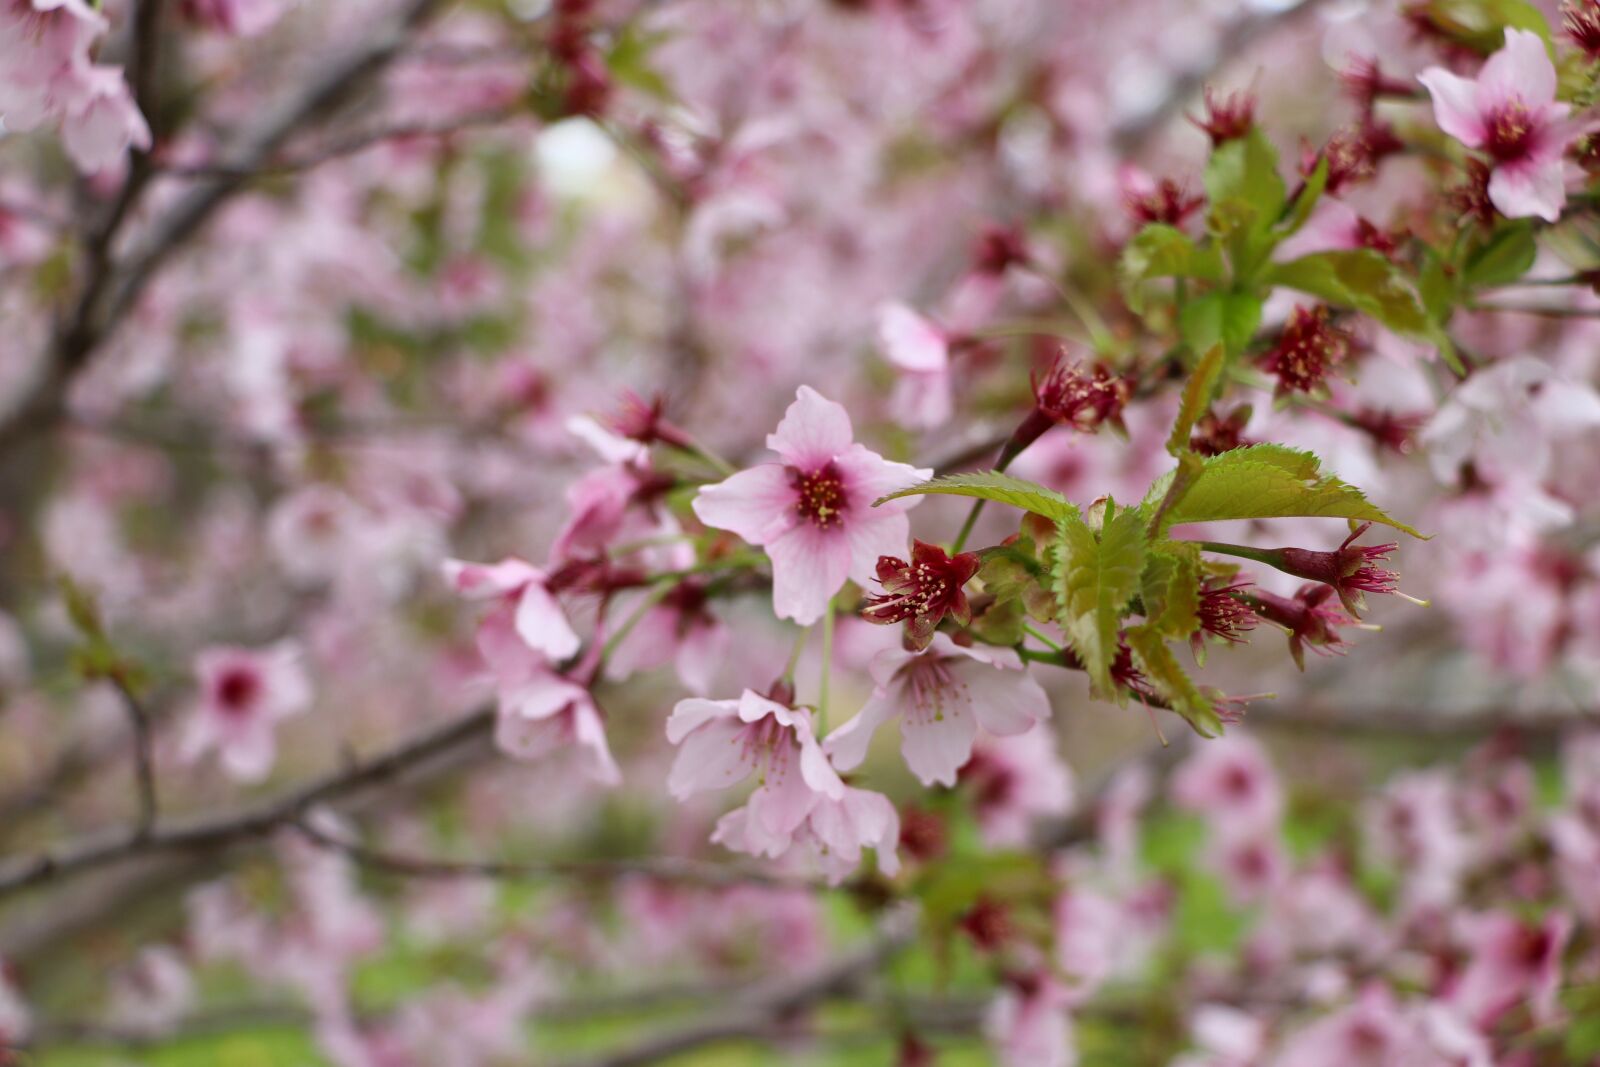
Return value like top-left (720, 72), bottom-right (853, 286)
top-left (1189, 540), bottom-right (1285, 568)
top-left (1022, 623), bottom-right (1061, 652)
top-left (781, 625), bottom-right (810, 685)
top-left (672, 433), bottom-right (738, 477)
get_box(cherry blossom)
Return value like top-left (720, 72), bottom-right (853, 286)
top-left (825, 633), bottom-right (1051, 787)
top-left (692, 386), bottom-right (931, 625)
top-left (180, 641), bottom-right (312, 782)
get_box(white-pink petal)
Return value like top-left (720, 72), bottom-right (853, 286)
top-left (766, 523), bottom-right (853, 625)
top-left (513, 581), bottom-right (580, 661)
top-left (766, 386), bottom-right (854, 469)
top-left (691, 463), bottom-right (797, 546)
top-left (1418, 68), bottom-right (1486, 148)
top-left (1477, 29), bottom-right (1555, 109)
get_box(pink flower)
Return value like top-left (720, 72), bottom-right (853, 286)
top-left (960, 731), bottom-right (1076, 848)
top-left (1170, 735), bottom-right (1283, 834)
top-left (180, 0), bottom-right (292, 36)
top-left (475, 608), bottom-right (619, 785)
top-left (796, 784), bottom-right (902, 884)
top-left (825, 633), bottom-right (1051, 788)
top-left (876, 302), bottom-right (953, 430)
top-left (181, 641), bottom-right (311, 782)
top-left (58, 64), bottom-right (152, 173)
top-left (691, 386), bottom-right (930, 625)
top-left (443, 557), bottom-right (579, 662)
top-left (667, 689), bottom-right (844, 858)
top-left (1419, 29), bottom-right (1577, 221)
top-left (602, 580), bottom-right (728, 695)
top-left (109, 946), bottom-right (195, 1035)
top-left (1450, 910), bottom-right (1572, 1028)
top-left (986, 972), bottom-right (1076, 1067)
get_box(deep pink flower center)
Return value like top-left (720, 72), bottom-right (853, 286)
top-left (1484, 100), bottom-right (1536, 161)
top-left (215, 667), bottom-right (262, 715)
top-left (791, 462), bottom-right (848, 528)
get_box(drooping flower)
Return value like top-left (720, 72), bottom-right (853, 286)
top-left (475, 608), bottom-right (619, 785)
top-left (667, 690), bottom-right (844, 858)
top-left (443, 557), bottom-right (580, 662)
top-left (1192, 578), bottom-right (1257, 659)
top-left (1241, 583), bottom-right (1361, 669)
top-left (793, 783), bottom-right (902, 884)
top-left (877, 303), bottom-right (954, 430)
top-left (692, 387), bottom-right (930, 625)
top-left (1275, 523), bottom-right (1405, 616)
top-left (825, 633), bottom-right (1050, 787)
top-left (861, 540), bottom-right (980, 650)
top-left (1419, 29), bottom-right (1578, 221)
top-left (181, 641), bottom-right (312, 782)
top-left (1262, 305), bottom-right (1349, 396)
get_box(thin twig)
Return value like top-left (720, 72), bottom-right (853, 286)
top-left (107, 674), bottom-right (159, 836)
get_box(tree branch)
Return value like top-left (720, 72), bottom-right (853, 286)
top-left (107, 674), bottom-right (159, 836)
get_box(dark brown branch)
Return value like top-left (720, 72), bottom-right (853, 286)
top-left (0, 706), bottom-right (492, 900)
top-left (293, 818), bottom-right (821, 890)
top-left (107, 674), bottom-right (159, 836)
top-left (561, 910), bottom-right (917, 1067)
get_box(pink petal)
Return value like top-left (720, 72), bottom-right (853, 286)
top-left (1478, 29), bottom-right (1555, 110)
top-left (1418, 68), bottom-right (1486, 148)
top-left (766, 523), bottom-right (853, 625)
top-left (691, 463), bottom-right (797, 546)
top-left (665, 696), bottom-right (739, 744)
top-left (834, 444), bottom-right (932, 510)
top-left (796, 727), bottom-right (846, 800)
top-left (843, 506), bottom-right (913, 589)
top-left (572, 703), bottom-right (621, 786)
top-left (221, 725), bottom-right (276, 783)
top-left (766, 386), bottom-right (854, 469)
top-left (1274, 199), bottom-right (1364, 261)
top-left (876, 303), bottom-right (949, 372)
top-left (666, 715), bottom-right (753, 798)
top-left (673, 619), bottom-right (727, 696)
top-left (822, 691), bottom-right (897, 772)
top-left (502, 669), bottom-right (584, 722)
top-left (1489, 158), bottom-right (1566, 222)
top-left (958, 659), bottom-right (1052, 736)
top-left (601, 600), bottom-right (678, 683)
top-left (494, 706), bottom-right (566, 761)
top-left (899, 696), bottom-right (979, 787)
top-left (514, 581), bottom-right (580, 661)
top-left (746, 744), bottom-right (822, 844)
top-left (443, 557), bottom-right (539, 599)
top-left (889, 372), bottom-right (954, 431)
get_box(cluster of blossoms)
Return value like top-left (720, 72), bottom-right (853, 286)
top-left (6, 0), bottom-right (1600, 1064)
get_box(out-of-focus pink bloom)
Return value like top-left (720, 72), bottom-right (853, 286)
top-left (692, 386), bottom-right (930, 625)
top-left (1054, 887), bottom-right (1123, 997)
top-left (0, 957), bottom-right (30, 1050)
top-left (1366, 771), bottom-right (1472, 911)
top-left (1450, 909), bottom-right (1572, 1027)
top-left (1171, 1005), bottom-right (1265, 1067)
top-left (109, 946), bottom-right (195, 1035)
top-left (475, 612), bottom-right (619, 785)
top-left (960, 730), bottom-right (1075, 848)
top-left (181, 0), bottom-right (293, 36)
top-left (1268, 985), bottom-right (1421, 1067)
top-left (986, 971), bottom-right (1076, 1067)
top-left (667, 690), bottom-right (844, 858)
top-left (181, 641), bottom-right (311, 782)
top-left (1210, 831), bottom-right (1289, 903)
top-left (1419, 29), bottom-right (1577, 221)
top-left (57, 64), bottom-right (152, 173)
top-left (877, 302), bottom-right (953, 430)
top-left (1170, 735), bottom-right (1283, 834)
top-left (1421, 356), bottom-right (1600, 487)
top-left (825, 633), bottom-right (1050, 788)
top-left (602, 580), bottom-right (728, 695)
top-left (797, 783), bottom-right (901, 884)
top-left (1251, 862), bottom-right (1385, 967)
top-left (443, 557), bottom-right (580, 662)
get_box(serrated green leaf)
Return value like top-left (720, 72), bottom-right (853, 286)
top-left (1168, 344), bottom-right (1227, 456)
top-left (1179, 291), bottom-right (1262, 358)
top-left (1141, 544), bottom-right (1202, 640)
top-left (1463, 220), bottom-right (1537, 288)
top-left (877, 471), bottom-right (1081, 523)
top-left (1125, 624), bottom-right (1223, 737)
top-left (1267, 249), bottom-right (1429, 337)
top-left (1151, 443), bottom-right (1425, 537)
top-left (1121, 224), bottom-right (1226, 283)
top-left (1053, 503), bottom-right (1147, 697)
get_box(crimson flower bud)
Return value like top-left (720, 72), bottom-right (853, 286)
top-left (862, 540), bottom-right (980, 650)
top-left (1263, 306), bottom-right (1349, 396)
top-left (1189, 87), bottom-right (1256, 146)
top-left (1566, 0), bottom-right (1600, 58)
top-left (1240, 583), bottom-right (1361, 671)
top-left (1125, 177), bottom-right (1204, 228)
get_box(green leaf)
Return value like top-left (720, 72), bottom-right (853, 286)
top-left (1179, 292), bottom-right (1262, 358)
top-left (1418, 249), bottom-right (1458, 323)
top-left (1463, 220), bottom-right (1537, 288)
top-left (1125, 624), bottom-right (1224, 737)
top-left (1204, 127), bottom-right (1286, 229)
top-left (1149, 443), bottom-right (1425, 537)
top-left (1140, 543), bottom-right (1202, 640)
top-left (1121, 224), bottom-right (1225, 283)
top-left (1267, 249), bottom-right (1429, 337)
top-left (1280, 155), bottom-right (1329, 236)
top-left (1167, 344), bottom-right (1227, 456)
top-left (1053, 503), bottom-right (1147, 697)
top-left (877, 471), bottom-right (1081, 523)
top-left (606, 25), bottom-right (676, 100)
